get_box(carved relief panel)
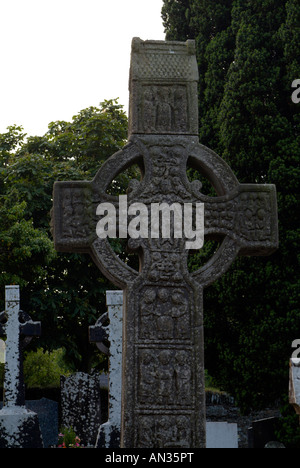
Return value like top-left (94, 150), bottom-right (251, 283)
top-left (139, 85), bottom-right (189, 134)
top-left (137, 348), bottom-right (193, 407)
top-left (137, 414), bottom-right (192, 448)
top-left (138, 287), bottom-right (190, 341)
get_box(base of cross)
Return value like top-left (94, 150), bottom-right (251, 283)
top-left (0, 406), bottom-right (43, 448)
top-left (95, 422), bottom-right (121, 448)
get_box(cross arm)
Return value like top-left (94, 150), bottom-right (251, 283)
top-left (19, 311), bottom-right (41, 338)
top-left (204, 183), bottom-right (278, 256)
top-left (51, 140), bottom-right (141, 254)
top-left (192, 184), bottom-right (278, 288)
top-left (51, 181), bottom-right (97, 253)
top-left (89, 312), bottom-right (109, 355)
top-left (20, 321), bottom-right (41, 337)
top-left (89, 323), bottom-right (108, 344)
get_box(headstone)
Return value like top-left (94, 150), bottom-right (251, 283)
top-left (52, 38), bottom-right (278, 448)
top-left (0, 285), bottom-right (43, 448)
top-left (0, 397), bottom-right (59, 448)
top-left (206, 422), bottom-right (238, 449)
top-left (60, 371), bottom-right (101, 446)
top-left (289, 358), bottom-right (300, 421)
top-left (264, 441), bottom-right (285, 448)
top-left (26, 398), bottom-right (58, 448)
top-left (248, 417), bottom-right (280, 449)
top-left (89, 290), bottom-right (123, 448)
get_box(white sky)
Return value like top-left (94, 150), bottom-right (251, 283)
top-left (0, 0), bottom-right (165, 137)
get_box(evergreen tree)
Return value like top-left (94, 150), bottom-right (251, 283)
top-left (162, 0), bottom-right (300, 419)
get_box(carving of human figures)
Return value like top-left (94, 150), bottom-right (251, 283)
top-left (156, 88), bottom-right (172, 132)
top-left (138, 417), bottom-right (156, 448)
top-left (138, 350), bottom-right (156, 404)
top-left (72, 190), bottom-right (88, 237)
top-left (143, 87), bottom-right (156, 132)
top-left (156, 418), bottom-right (172, 448)
top-left (174, 416), bottom-right (190, 448)
top-left (156, 351), bottom-right (174, 405)
top-left (171, 291), bottom-right (189, 338)
top-left (140, 289), bottom-right (156, 339)
top-left (174, 87), bottom-right (188, 132)
top-left (156, 289), bottom-right (173, 340)
top-left (175, 351), bottom-right (192, 403)
top-left (62, 189), bottom-right (73, 238)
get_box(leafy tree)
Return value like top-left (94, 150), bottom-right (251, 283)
top-left (0, 100), bottom-right (129, 372)
top-left (162, 0), bottom-right (300, 419)
top-left (23, 348), bottom-right (72, 388)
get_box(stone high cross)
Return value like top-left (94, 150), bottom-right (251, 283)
top-left (52, 38), bottom-right (278, 448)
top-left (0, 285), bottom-right (43, 448)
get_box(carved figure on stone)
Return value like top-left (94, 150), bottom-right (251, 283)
top-left (138, 350), bottom-right (156, 404)
top-left (171, 291), bottom-right (189, 339)
top-left (140, 289), bottom-right (156, 339)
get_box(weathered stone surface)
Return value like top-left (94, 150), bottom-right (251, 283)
top-left (60, 371), bottom-right (101, 446)
top-left (52, 39), bottom-right (278, 448)
top-left (0, 286), bottom-right (43, 448)
top-left (0, 407), bottom-right (43, 448)
top-left (90, 290), bottom-right (123, 448)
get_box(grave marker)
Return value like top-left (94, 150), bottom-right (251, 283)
top-left (52, 38), bottom-right (278, 448)
top-left (89, 290), bottom-right (123, 448)
top-left (60, 371), bottom-right (101, 447)
top-left (0, 285), bottom-right (43, 448)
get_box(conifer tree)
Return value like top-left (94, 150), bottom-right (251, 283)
top-left (162, 0), bottom-right (300, 419)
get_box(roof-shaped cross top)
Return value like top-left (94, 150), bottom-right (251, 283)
top-left (52, 38), bottom-right (278, 448)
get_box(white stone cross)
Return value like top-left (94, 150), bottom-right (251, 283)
top-left (0, 286), bottom-right (43, 448)
top-left (0, 286), bottom-right (41, 407)
top-left (89, 290), bottom-right (123, 448)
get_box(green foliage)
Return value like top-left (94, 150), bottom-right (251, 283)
top-left (58, 427), bottom-right (82, 448)
top-left (23, 348), bottom-right (72, 388)
top-left (0, 99), bottom-right (129, 372)
top-left (275, 399), bottom-right (300, 448)
top-left (162, 0), bottom-right (300, 431)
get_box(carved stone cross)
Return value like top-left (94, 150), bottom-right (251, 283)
top-left (52, 38), bottom-right (278, 448)
top-left (0, 286), bottom-right (43, 448)
top-left (0, 286), bottom-right (41, 408)
top-left (89, 290), bottom-right (123, 448)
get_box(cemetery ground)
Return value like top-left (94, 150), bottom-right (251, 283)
top-left (0, 348), bottom-right (286, 449)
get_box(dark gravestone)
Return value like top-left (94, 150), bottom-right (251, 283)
top-left (52, 38), bottom-right (278, 448)
top-left (60, 371), bottom-right (101, 447)
top-left (0, 286), bottom-right (43, 448)
top-left (248, 417), bottom-right (280, 449)
top-left (26, 399), bottom-right (58, 448)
